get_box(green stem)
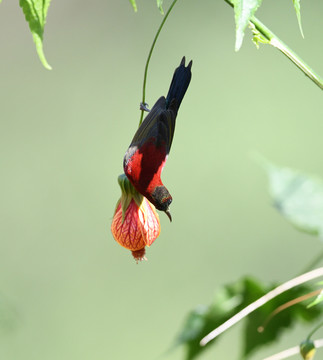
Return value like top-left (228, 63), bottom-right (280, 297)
top-left (307, 320), bottom-right (323, 341)
top-left (139, 0), bottom-right (179, 127)
top-left (251, 17), bottom-right (323, 90)
top-left (224, 0), bottom-right (323, 91)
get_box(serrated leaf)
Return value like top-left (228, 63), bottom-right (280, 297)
top-left (232, 0), bottom-right (263, 51)
top-left (307, 289), bottom-right (323, 308)
top-left (293, 0), bottom-right (304, 38)
top-left (157, 0), bottom-right (164, 15)
top-left (128, 0), bottom-right (137, 12)
top-left (19, 0), bottom-right (52, 70)
top-left (174, 276), bottom-right (322, 360)
top-left (259, 157), bottom-right (323, 238)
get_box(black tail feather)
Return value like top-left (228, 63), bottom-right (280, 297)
top-left (165, 56), bottom-right (192, 109)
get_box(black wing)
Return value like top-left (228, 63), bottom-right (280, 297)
top-left (129, 96), bottom-right (178, 155)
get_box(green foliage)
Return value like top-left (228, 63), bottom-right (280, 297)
top-left (243, 285), bottom-right (321, 357)
top-left (175, 277), bottom-right (322, 359)
top-left (129, 0), bottom-right (137, 12)
top-left (293, 0), bottom-right (304, 38)
top-left (19, 0), bottom-right (52, 70)
top-left (260, 158), bottom-right (323, 238)
top-left (174, 281), bottom-right (242, 359)
top-left (227, 0), bottom-right (263, 51)
top-left (157, 0), bottom-right (164, 15)
top-left (307, 290), bottom-right (323, 308)
top-left (128, 0), bottom-right (164, 14)
top-left (250, 22), bottom-right (269, 49)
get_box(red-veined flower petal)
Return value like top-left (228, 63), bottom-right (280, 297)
top-left (111, 175), bottom-right (160, 262)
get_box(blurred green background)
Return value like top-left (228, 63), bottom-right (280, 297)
top-left (0, 1), bottom-right (323, 359)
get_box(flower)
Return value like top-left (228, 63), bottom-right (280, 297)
top-left (111, 174), bottom-right (160, 262)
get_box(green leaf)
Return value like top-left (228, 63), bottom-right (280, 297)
top-left (243, 284), bottom-right (321, 357)
top-left (259, 157), bottom-right (323, 237)
top-left (174, 282), bottom-right (243, 360)
top-left (174, 276), bottom-right (322, 360)
top-left (307, 289), bottom-right (323, 308)
top-left (157, 0), bottom-right (164, 15)
top-left (128, 0), bottom-right (137, 12)
top-left (293, 0), bottom-right (304, 38)
top-left (232, 0), bottom-right (263, 51)
top-left (19, 0), bottom-right (52, 70)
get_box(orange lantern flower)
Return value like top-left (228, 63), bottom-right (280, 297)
top-left (111, 174), bottom-right (160, 262)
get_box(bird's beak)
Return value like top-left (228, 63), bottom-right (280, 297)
top-left (165, 209), bottom-right (172, 222)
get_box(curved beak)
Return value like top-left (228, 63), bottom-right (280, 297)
top-left (165, 209), bottom-right (172, 222)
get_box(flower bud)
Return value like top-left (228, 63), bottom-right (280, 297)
top-left (111, 174), bottom-right (160, 262)
top-left (300, 339), bottom-right (316, 360)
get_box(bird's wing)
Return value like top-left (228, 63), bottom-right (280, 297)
top-left (130, 96), bottom-right (178, 155)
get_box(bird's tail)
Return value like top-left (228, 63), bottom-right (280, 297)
top-left (165, 57), bottom-right (192, 109)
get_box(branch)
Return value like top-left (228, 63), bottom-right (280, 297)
top-left (262, 339), bottom-right (323, 360)
top-left (252, 17), bottom-right (323, 91)
top-left (224, 0), bottom-right (323, 91)
top-left (200, 267), bottom-right (323, 346)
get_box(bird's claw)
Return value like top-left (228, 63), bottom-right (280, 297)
top-left (140, 102), bottom-right (150, 112)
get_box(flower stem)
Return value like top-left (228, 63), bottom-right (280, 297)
top-left (139, 0), bottom-right (179, 127)
top-left (307, 320), bottom-right (323, 341)
top-left (224, 0), bottom-right (323, 91)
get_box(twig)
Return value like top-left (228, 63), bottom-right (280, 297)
top-left (262, 339), bottom-right (323, 360)
top-left (258, 289), bottom-right (322, 333)
top-left (200, 267), bottom-right (323, 346)
top-left (224, 0), bottom-right (323, 91)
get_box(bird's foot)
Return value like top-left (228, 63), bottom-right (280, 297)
top-left (140, 102), bottom-right (150, 112)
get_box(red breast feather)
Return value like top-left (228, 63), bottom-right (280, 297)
top-left (124, 139), bottom-right (167, 203)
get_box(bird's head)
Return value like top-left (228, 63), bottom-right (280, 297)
top-left (151, 186), bottom-right (173, 221)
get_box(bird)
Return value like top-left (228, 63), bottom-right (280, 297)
top-left (123, 57), bottom-right (192, 221)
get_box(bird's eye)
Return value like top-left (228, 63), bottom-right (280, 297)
top-left (163, 197), bottom-right (172, 206)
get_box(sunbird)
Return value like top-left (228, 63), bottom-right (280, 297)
top-left (123, 57), bottom-right (192, 221)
